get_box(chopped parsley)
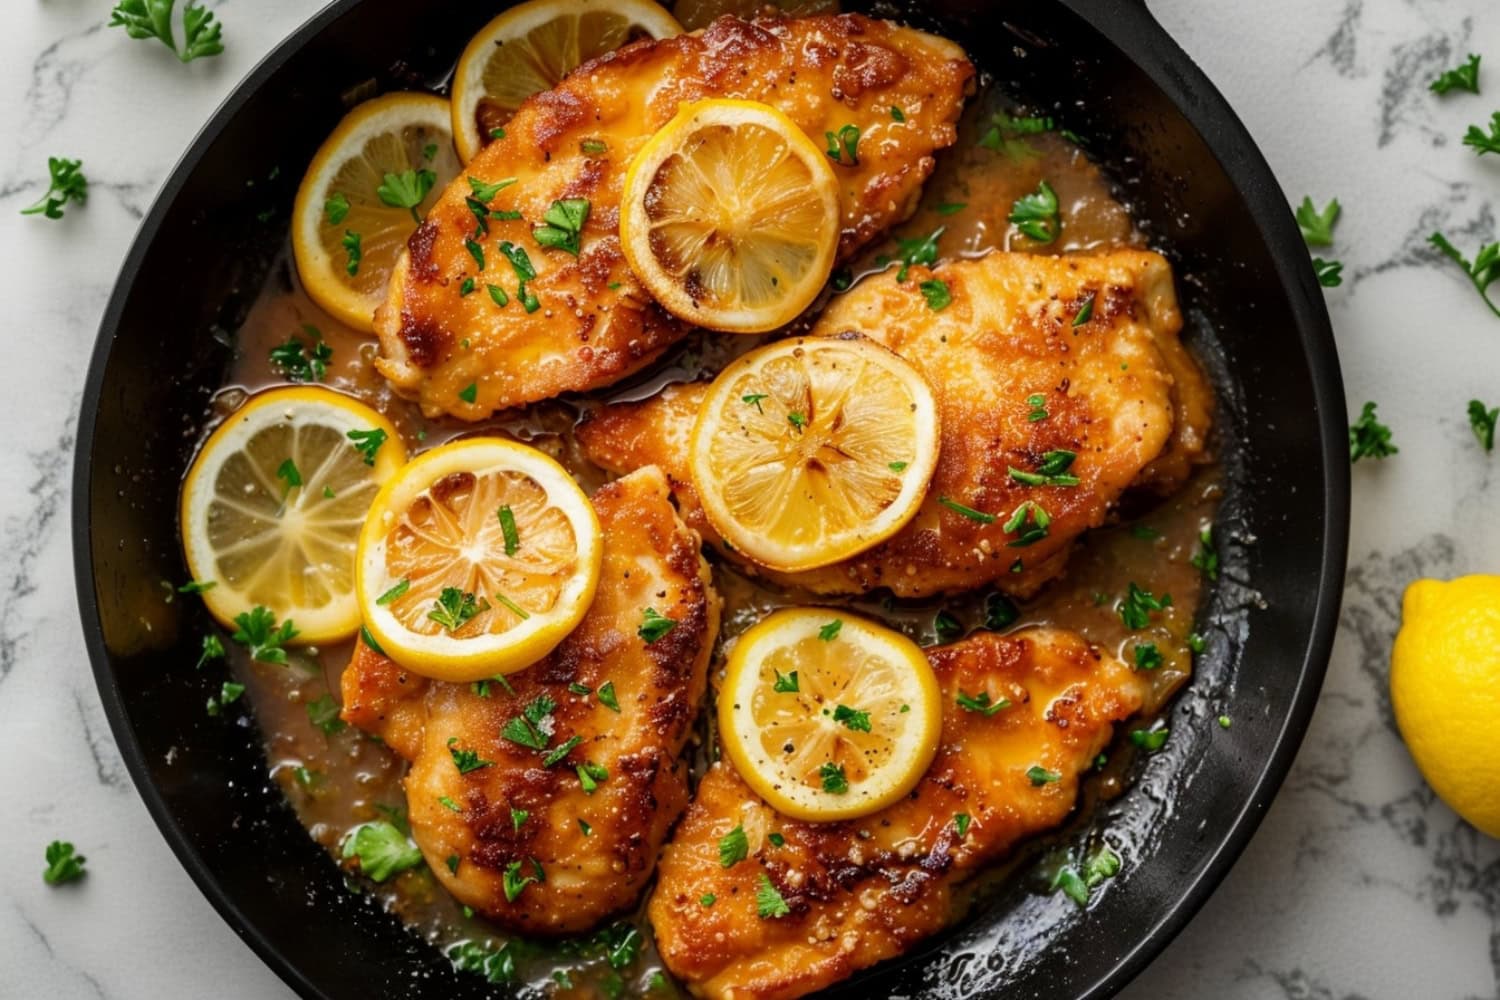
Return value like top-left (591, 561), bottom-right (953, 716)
top-left (1073, 293), bottom-right (1096, 327)
top-left (1429, 232), bottom-right (1500, 318)
top-left (1191, 526), bottom-right (1219, 579)
top-left (502, 858), bottom-right (543, 902)
top-left (459, 277), bottom-right (476, 296)
top-left (954, 813), bottom-right (972, 839)
top-left (108, 0), bottom-right (224, 62)
top-left (956, 690), bottom-right (1010, 716)
top-left (342, 821), bottom-right (422, 882)
top-left (1463, 111), bottom-right (1500, 155)
top-left (824, 124), bottom-right (860, 164)
top-left (1026, 765), bottom-right (1061, 785)
top-left (934, 609), bottom-right (963, 643)
top-left (341, 230), bottom-right (362, 276)
top-left (360, 626), bottom-right (385, 655)
top-left (581, 139), bottom-right (608, 155)
top-left (1118, 582), bottom-right (1172, 629)
top-left (275, 458), bottom-right (302, 495)
top-left (1349, 401), bottom-right (1398, 463)
top-left (43, 841), bottom-right (87, 885)
top-left (889, 461), bottom-right (908, 472)
top-left (1026, 393), bottom-right (1049, 422)
top-left (755, 874), bottom-right (791, 918)
top-left (376, 578), bottom-right (409, 605)
top-left (377, 168), bottom-right (437, 223)
top-left (936, 201), bottom-right (967, 215)
top-left (1008, 179), bottom-right (1060, 244)
top-left (638, 607), bottom-right (677, 643)
top-left (772, 669), bottom-right (799, 693)
top-left (568, 682), bottom-right (592, 696)
top-left (487, 283), bottom-right (509, 307)
top-left (195, 633), bottom-right (225, 670)
top-left (465, 238), bottom-right (486, 271)
top-left (446, 854), bottom-right (460, 875)
top-left (700, 893), bottom-right (716, 907)
top-left (1187, 632), bottom-right (1207, 654)
top-left (1312, 257), bottom-right (1344, 287)
top-left (890, 106), bottom-right (906, 122)
top-left (576, 761), bottom-right (608, 794)
top-left (447, 738), bottom-right (494, 774)
top-left (818, 619), bottom-right (843, 641)
top-left (938, 495), bottom-right (996, 524)
top-left (1430, 53), bottom-right (1482, 95)
top-left (742, 393), bottom-right (768, 413)
top-left (458, 382), bottom-right (478, 404)
top-left (230, 606), bottom-right (297, 665)
top-left (178, 579), bottom-right (216, 595)
top-left (324, 192), bottom-right (349, 225)
top-left (540, 734), bottom-right (583, 767)
top-left (894, 227), bottom-right (943, 281)
top-left (306, 693), bottom-right (346, 734)
top-left (1051, 845), bottom-right (1122, 906)
top-left (205, 680), bottom-right (245, 716)
top-left (347, 427), bottom-right (387, 465)
top-left (1130, 725), bottom-right (1170, 751)
top-left (269, 327), bottom-right (332, 382)
top-left (833, 704), bottom-right (871, 732)
top-left (501, 695), bottom-right (557, 751)
top-left (984, 592), bottom-right (1019, 630)
top-left (1008, 450), bottom-right (1079, 487)
top-left (467, 175), bottom-right (517, 204)
top-left (787, 411), bottom-right (808, 431)
top-left (819, 761), bottom-right (849, 794)
top-left (1133, 643), bottom-right (1163, 671)
top-left (1295, 196), bottom-right (1340, 246)
top-left (1469, 399), bottom-right (1498, 452)
top-left (429, 588), bottom-right (488, 632)
top-left (438, 796), bottom-right (461, 812)
top-left (534, 198), bottom-right (590, 255)
top-left (718, 825), bottom-right (749, 868)
top-left (919, 278), bottom-right (952, 311)
top-left (767, 833), bottom-right (785, 847)
top-left (579, 819), bottom-right (592, 836)
top-left (1003, 500), bottom-right (1051, 546)
top-left (597, 681), bottom-right (620, 712)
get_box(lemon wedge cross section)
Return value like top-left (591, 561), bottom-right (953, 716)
top-left (179, 386), bottom-right (408, 643)
top-left (292, 92), bottom-right (461, 332)
top-left (356, 438), bottom-right (603, 682)
top-left (689, 335), bottom-right (940, 572)
top-left (451, 0), bottom-right (683, 162)
top-left (620, 99), bottom-right (842, 333)
top-left (719, 608), bottom-right (942, 822)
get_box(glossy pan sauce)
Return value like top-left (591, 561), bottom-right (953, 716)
top-left (202, 80), bottom-right (1219, 996)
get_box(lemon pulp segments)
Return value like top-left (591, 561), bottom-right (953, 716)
top-left (689, 337), bottom-right (940, 571)
top-left (620, 99), bottom-right (840, 332)
top-left (180, 387), bottom-right (406, 642)
top-left (719, 609), bottom-right (941, 821)
top-left (357, 438), bottom-right (603, 681)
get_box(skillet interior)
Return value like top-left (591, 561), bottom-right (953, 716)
top-left (73, 0), bottom-right (1348, 997)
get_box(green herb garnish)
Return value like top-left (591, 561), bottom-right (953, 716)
top-left (1008, 180), bottom-right (1060, 244)
top-left (21, 157), bottom-right (88, 219)
top-left (638, 607), bottom-right (677, 644)
top-left (108, 0), bottom-right (224, 62)
top-left (429, 588), bottom-right (488, 632)
top-left (230, 606), bottom-right (297, 665)
top-left (342, 821), bottom-right (422, 881)
top-left (718, 825), bottom-right (749, 868)
top-left (534, 198), bottom-right (590, 255)
top-left (1349, 401), bottom-right (1398, 463)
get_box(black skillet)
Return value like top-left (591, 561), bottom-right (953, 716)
top-left (73, 0), bottom-right (1350, 996)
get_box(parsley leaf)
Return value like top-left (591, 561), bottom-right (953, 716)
top-left (341, 821), bottom-right (422, 882)
top-left (269, 326), bottom-right (332, 382)
top-left (1431, 53), bottom-right (1482, 95)
top-left (1349, 400), bottom-right (1398, 463)
top-left (1295, 196), bottom-right (1340, 246)
top-left (195, 633), bottom-right (225, 670)
top-left (1118, 583), bottom-right (1172, 630)
top-left (824, 124), bottom-right (860, 165)
top-left (43, 841), bottom-right (87, 886)
top-left (540, 734), bottom-right (583, 767)
top-left (1026, 393), bottom-right (1049, 422)
top-left (20, 157), bottom-right (87, 220)
top-left (230, 606), bottom-right (298, 665)
top-left (447, 737), bottom-right (495, 774)
top-left (1469, 399), bottom-right (1498, 452)
top-left (1008, 180), bottom-right (1060, 244)
top-left (978, 111), bottom-right (1053, 156)
top-left (458, 382), bottom-right (478, 404)
top-left (819, 761), bottom-right (849, 794)
top-left (342, 231), bottom-right (362, 276)
top-left (1429, 231), bottom-right (1500, 318)
top-left (742, 393), bottom-right (768, 413)
top-left (576, 761), bottom-right (607, 794)
top-left (306, 693), bottom-right (346, 734)
top-left (502, 858), bottom-right (543, 902)
top-left (467, 175), bottom-right (517, 204)
top-left (894, 227), bottom-right (943, 282)
top-left (956, 690), bottom-right (1010, 716)
top-left (501, 695), bottom-right (557, 751)
top-left (498, 505), bottom-right (520, 555)
top-left (1131, 725), bottom-right (1170, 751)
top-left (324, 192), bottom-right (349, 225)
top-left (376, 579), bottom-right (409, 605)
top-left (1027, 765), bottom-right (1061, 785)
top-left (772, 669), bottom-right (799, 693)
top-left (429, 588), bottom-right (488, 632)
top-left (833, 704), bottom-right (871, 732)
top-left (597, 681), bottom-right (620, 712)
top-left (1002, 500), bottom-right (1051, 546)
top-left (919, 278), bottom-right (952, 311)
top-left (1462, 111), bottom-right (1500, 155)
top-left (718, 825), bottom-right (749, 868)
top-left (938, 495), bottom-right (996, 524)
top-left (377, 168), bottom-right (438, 223)
top-left (1133, 643), bottom-right (1163, 671)
top-left (1312, 257), bottom-right (1344, 287)
top-left (954, 813), bottom-right (972, 838)
top-left (1190, 526), bottom-right (1219, 579)
top-left (638, 607), bottom-right (677, 644)
top-left (108, 0), bottom-right (224, 63)
top-left (1009, 450), bottom-right (1079, 487)
top-left (755, 873), bottom-right (791, 918)
top-left (1052, 845), bottom-right (1122, 906)
top-left (534, 198), bottom-right (590, 255)
top-left (818, 619), bottom-right (842, 641)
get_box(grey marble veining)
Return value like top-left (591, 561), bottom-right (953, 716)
top-left (1, 1), bottom-right (1496, 998)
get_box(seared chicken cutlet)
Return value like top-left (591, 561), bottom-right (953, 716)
top-left (377, 14), bottom-right (973, 419)
top-left (579, 250), bottom-right (1211, 598)
top-left (648, 627), bottom-right (1148, 1000)
top-left (340, 467), bottom-right (720, 933)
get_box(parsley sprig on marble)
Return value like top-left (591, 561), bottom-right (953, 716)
top-left (108, 0), bottom-right (224, 62)
top-left (21, 158), bottom-right (88, 220)
top-left (1295, 196), bottom-right (1344, 288)
top-left (1430, 53), bottom-right (1482, 95)
top-left (1429, 232), bottom-right (1500, 318)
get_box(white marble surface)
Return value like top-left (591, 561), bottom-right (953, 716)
top-left (2, 1), bottom-right (1497, 998)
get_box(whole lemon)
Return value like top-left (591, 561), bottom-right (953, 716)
top-left (1390, 575), bottom-right (1500, 838)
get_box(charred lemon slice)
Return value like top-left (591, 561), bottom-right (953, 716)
top-left (179, 387), bottom-right (407, 642)
top-left (719, 608), bottom-right (942, 822)
top-left (620, 99), bottom-right (841, 333)
top-left (292, 93), bottom-right (461, 331)
top-left (689, 335), bottom-right (940, 571)
top-left (356, 437), bottom-right (602, 682)
top-left (451, 0), bottom-right (683, 162)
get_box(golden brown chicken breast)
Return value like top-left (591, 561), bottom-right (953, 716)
top-left (647, 626), bottom-right (1148, 1000)
top-left (340, 466), bottom-right (720, 934)
top-left (375, 13), bottom-right (973, 419)
top-left (578, 249), bottom-right (1211, 599)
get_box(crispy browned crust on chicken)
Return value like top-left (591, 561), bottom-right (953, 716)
top-left (578, 250), bottom-right (1210, 598)
top-left (340, 466), bottom-right (720, 933)
top-left (375, 13), bottom-right (974, 420)
top-left (647, 627), bottom-right (1146, 1000)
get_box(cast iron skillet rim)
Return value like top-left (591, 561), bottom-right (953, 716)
top-left (71, 3), bottom-right (1351, 999)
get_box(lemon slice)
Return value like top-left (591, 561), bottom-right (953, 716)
top-left (619, 99), bottom-right (841, 333)
top-left (688, 335), bottom-right (940, 571)
top-left (292, 93), bottom-right (461, 332)
top-left (719, 608), bottom-right (941, 821)
top-left (451, 0), bottom-right (683, 162)
top-left (671, 0), bottom-right (840, 31)
top-left (356, 437), bottom-right (603, 682)
top-left (179, 387), bottom-right (407, 642)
